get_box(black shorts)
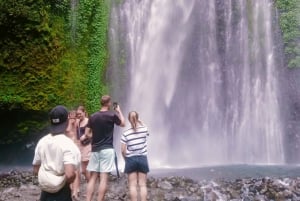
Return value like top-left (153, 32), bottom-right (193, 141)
top-left (124, 155), bottom-right (149, 174)
top-left (40, 183), bottom-right (72, 201)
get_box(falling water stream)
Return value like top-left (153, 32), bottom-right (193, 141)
top-left (70, 0), bottom-right (78, 44)
top-left (109, 0), bottom-right (285, 168)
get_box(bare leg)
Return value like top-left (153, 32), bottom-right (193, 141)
top-left (86, 172), bottom-right (98, 201)
top-left (97, 172), bottom-right (109, 201)
top-left (72, 169), bottom-right (80, 200)
top-left (128, 172), bottom-right (138, 201)
top-left (138, 172), bottom-right (147, 201)
top-left (81, 161), bottom-right (90, 182)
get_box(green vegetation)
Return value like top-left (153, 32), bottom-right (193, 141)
top-left (76, 0), bottom-right (110, 113)
top-left (0, 0), bottom-right (65, 110)
top-left (275, 0), bottom-right (300, 68)
top-left (0, 0), bottom-right (110, 143)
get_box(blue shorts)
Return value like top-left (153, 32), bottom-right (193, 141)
top-left (87, 149), bottom-right (115, 173)
top-left (124, 155), bottom-right (149, 174)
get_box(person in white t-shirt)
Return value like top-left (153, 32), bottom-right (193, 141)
top-left (32, 105), bottom-right (81, 201)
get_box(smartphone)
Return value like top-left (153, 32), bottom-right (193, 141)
top-left (113, 102), bottom-right (118, 110)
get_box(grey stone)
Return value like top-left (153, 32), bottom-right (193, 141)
top-left (158, 180), bottom-right (173, 190)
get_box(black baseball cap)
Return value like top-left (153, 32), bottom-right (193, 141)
top-left (49, 105), bottom-right (68, 134)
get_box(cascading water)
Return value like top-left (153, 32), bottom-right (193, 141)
top-left (109, 0), bottom-right (285, 167)
top-left (70, 0), bottom-right (78, 44)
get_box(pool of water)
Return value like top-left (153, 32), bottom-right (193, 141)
top-left (1, 164), bottom-right (299, 181)
top-left (0, 142), bottom-right (299, 179)
top-left (150, 164), bottom-right (300, 180)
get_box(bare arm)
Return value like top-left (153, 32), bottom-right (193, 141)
top-left (64, 164), bottom-right (76, 183)
top-left (80, 126), bottom-right (92, 141)
top-left (33, 164), bottom-right (40, 175)
top-left (115, 105), bottom-right (125, 127)
top-left (121, 143), bottom-right (127, 159)
top-left (66, 117), bottom-right (77, 140)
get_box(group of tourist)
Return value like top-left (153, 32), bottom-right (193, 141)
top-left (32, 95), bottom-right (150, 201)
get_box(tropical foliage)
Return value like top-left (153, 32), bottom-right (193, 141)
top-left (0, 0), bottom-right (110, 143)
top-left (275, 0), bottom-right (300, 68)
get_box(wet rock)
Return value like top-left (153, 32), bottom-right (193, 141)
top-left (260, 185), bottom-right (268, 194)
top-left (228, 188), bottom-right (240, 199)
top-left (158, 180), bottom-right (173, 190)
top-left (2, 187), bottom-right (15, 194)
top-left (19, 184), bottom-right (28, 191)
top-left (283, 189), bottom-right (293, 199)
top-left (254, 194), bottom-right (266, 201)
top-left (1, 169), bottom-right (300, 201)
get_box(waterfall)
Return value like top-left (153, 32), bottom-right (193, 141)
top-left (70, 0), bottom-right (79, 44)
top-left (109, 0), bottom-right (285, 167)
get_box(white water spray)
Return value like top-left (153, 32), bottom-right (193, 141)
top-left (109, 0), bottom-right (284, 167)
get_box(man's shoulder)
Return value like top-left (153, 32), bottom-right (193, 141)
top-left (36, 134), bottom-right (52, 145)
top-left (54, 134), bottom-right (74, 143)
top-left (91, 111), bottom-right (115, 118)
top-left (55, 135), bottom-right (80, 153)
top-left (40, 133), bottom-right (51, 139)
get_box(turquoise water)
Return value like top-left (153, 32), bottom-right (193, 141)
top-left (1, 164), bottom-right (299, 181)
top-left (150, 165), bottom-right (300, 180)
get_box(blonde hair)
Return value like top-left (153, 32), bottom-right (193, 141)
top-left (128, 111), bottom-right (142, 131)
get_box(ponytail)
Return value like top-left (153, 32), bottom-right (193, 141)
top-left (128, 111), bottom-right (141, 131)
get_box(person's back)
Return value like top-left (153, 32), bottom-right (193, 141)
top-left (122, 125), bottom-right (149, 157)
top-left (82, 95), bottom-right (125, 201)
top-left (89, 110), bottom-right (122, 151)
top-left (121, 111), bottom-right (150, 201)
top-left (32, 105), bottom-right (80, 201)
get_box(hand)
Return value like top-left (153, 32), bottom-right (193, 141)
top-left (115, 105), bottom-right (125, 127)
top-left (68, 113), bottom-right (77, 124)
top-left (114, 104), bottom-right (121, 113)
top-left (68, 118), bottom-right (76, 124)
top-left (80, 134), bottom-right (86, 141)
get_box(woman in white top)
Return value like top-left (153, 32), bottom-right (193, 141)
top-left (121, 111), bottom-right (149, 201)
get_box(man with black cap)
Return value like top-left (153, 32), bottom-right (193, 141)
top-left (32, 105), bottom-right (81, 201)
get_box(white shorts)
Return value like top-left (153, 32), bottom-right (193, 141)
top-left (87, 149), bottom-right (115, 173)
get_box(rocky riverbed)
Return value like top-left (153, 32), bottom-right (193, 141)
top-left (1, 169), bottom-right (300, 201)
